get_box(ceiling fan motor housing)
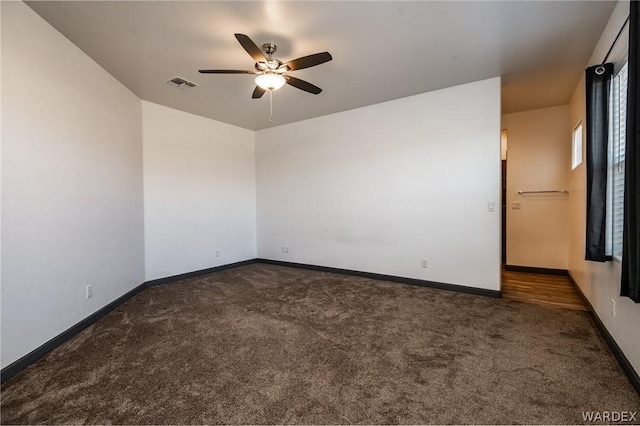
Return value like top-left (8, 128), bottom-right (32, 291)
top-left (255, 60), bottom-right (285, 73)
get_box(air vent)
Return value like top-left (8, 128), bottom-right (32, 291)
top-left (166, 76), bottom-right (198, 88)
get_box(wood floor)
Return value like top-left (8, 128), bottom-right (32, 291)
top-left (501, 269), bottom-right (587, 311)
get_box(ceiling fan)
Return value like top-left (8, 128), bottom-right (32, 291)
top-left (199, 34), bottom-right (332, 99)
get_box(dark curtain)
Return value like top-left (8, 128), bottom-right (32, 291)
top-left (585, 63), bottom-right (613, 261)
top-left (622, 1), bottom-right (640, 302)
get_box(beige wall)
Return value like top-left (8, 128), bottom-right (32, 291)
top-left (568, 0), bottom-right (640, 376)
top-left (502, 106), bottom-right (571, 270)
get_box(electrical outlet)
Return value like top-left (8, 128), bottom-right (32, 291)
top-left (610, 299), bottom-right (616, 317)
top-left (215, 249), bottom-right (220, 258)
top-left (488, 202), bottom-right (495, 212)
top-left (86, 285), bottom-right (93, 299)
top-left (284, 246), bottom-right (289, 254)
top-left (421, 259), bottom-right (428, 268)
top-left (512, 202), bottom-right (521, 210)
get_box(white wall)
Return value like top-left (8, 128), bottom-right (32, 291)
top-left (568, 0), bottom-right (640, 375)
top-left (502, 106), bottom-right (570, 270)
top-left (256, 78), bottom-right (501, 291)
top-left (143, 102), bottom-right (256, 281)
top-left (1, 2), bottom-right (145, 368)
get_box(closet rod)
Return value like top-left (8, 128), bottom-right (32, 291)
top-left (517, 190), bottom-right (569, 195)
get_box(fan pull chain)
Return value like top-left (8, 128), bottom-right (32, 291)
top-left (269, 90), bottom-right (274, 123)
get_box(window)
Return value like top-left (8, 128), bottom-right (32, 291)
top-left (572, 122), bottom-right (583, 169)
top-left (608, 62), bottom-right (627, 259)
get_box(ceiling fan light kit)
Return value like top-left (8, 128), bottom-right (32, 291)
top-left (199, 33), bottom-right (332, 122)
top-left (255, 73), bottom-right (286, 91)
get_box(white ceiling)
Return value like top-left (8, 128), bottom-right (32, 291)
top-left (26, 1), bottom-right (616, 131)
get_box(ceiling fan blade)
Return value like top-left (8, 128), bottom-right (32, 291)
top-left (252, 86), bottom-right (266, 99)
top-left (285, 76), bottom-right (322, 94)
top-left (199, 69), bottom-right (255, 74)
top-left (284, 52), bottom-right (332, 71)
top-left (235, 33), bottom-right (265, 63)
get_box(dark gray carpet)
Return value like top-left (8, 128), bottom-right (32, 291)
top-left (1, 263), bottom-right (639, 424)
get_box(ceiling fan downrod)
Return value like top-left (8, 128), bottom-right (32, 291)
top-left (262, 43), bottom-right (277, 58)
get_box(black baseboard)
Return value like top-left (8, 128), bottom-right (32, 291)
top-left (505, 264), bottom-right (568, 276)
top-left (1, 259), bottom-right (257, 384)
top-left (567, 273), bottom-right (640, 396)
top-left (145, 259), bottom-right (258, 287)
top-left (0, 281), bottom-right (147, 384)
top-left (257, 258), bottom-right (502, 298)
